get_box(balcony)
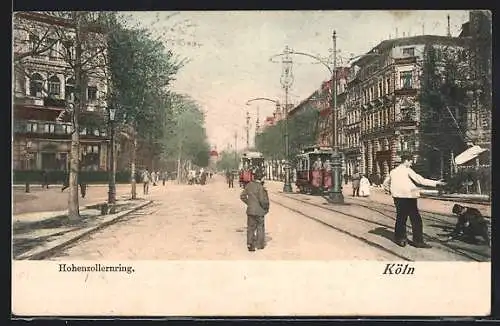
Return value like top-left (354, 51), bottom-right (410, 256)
top-left (394, 87), bottom-right (418, 96)
top-left (44, 97), bottom-right (66, 108)
top-left (14, 96), bottom-right (44, 107)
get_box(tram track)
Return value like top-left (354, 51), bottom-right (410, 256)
top-left (272, 193), bottom-right (490, 262)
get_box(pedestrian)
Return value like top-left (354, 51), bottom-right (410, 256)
top-left (61, 167), bottom-right (87, 198)
top-left (351, 170), bottom-right (361, 197)
top-left (441, 204), bottom-right (490, 247)
top-left (142, 168), bottom-right (151, 195)
top-left (151, 171), bottom-right (157, 186)
top-left (162, 171), bottom-right (167, 186)
top-left (343, 173), bottom-right (348, 185)
top-left (226, 169), bottom-right (234, 188)
top-left (359, 174), bottom-right (371, 197)
top-left (375, 172), bottom-right (382, 187)
top-left (382, 153), bottom-right (446, 248)
top-left (42, 170), bottom-right (49, 189)
top-left (240, 171), bottom-right (270, 252)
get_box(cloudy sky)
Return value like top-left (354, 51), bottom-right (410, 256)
top-left (129, 10), bottom-right (469, 151)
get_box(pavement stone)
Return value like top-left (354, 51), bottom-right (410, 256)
top-left (49, 176), bottom-right (397, 260)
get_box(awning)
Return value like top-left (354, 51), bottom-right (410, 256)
top-left (454, 145), bottom-right (489, 165)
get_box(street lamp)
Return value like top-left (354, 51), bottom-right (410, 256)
top-left (107, 106), bottom-right (117, 211)
top-left (25, 140), bottom-right (33, 193)
top-left (327, 31), bottom-right (344, 204)
top-left (280, 46), bottom-right (294, 193)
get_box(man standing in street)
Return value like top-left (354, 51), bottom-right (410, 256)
top-left (383, 153), bottom-right (446, 248)
top-left (142, 168), bottom-right (151, 195)
top-left (351, 169), bottom-right (361, 197)
top-left (240, 171), bottom-right (270, 252)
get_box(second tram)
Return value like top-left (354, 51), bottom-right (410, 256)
top-left (295, 146), bottom-right (334, 194)
top-left (239, 151), bottom-right (265, 187)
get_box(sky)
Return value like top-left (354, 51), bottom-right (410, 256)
top-left (128, 10), bottom-right (470, 152)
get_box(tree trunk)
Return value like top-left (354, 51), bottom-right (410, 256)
top-left (68, 12), bottom-right (83, 221)
top-left (131, 130), bottom-right (137, 199)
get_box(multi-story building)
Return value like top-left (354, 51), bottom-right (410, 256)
top-left (343, 65), bottom-right (362, 176)
top-left (13, 12), bottom-right (110, 172)
top-left (351, 35), bottom-right (469, 179)
top-left (459, 10), bottom-right (492, 151)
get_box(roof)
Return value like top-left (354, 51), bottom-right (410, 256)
top-left (15, 12), bottom-right (108, 34)
top-left (352, 35), bottom-right (469, 66)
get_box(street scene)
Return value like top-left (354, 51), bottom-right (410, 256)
top-left (12, 10), bottom-right (491, 262)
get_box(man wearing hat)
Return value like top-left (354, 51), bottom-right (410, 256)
top-left (240, 170), bottom-right (270, 252)
top-left (383, 153), bottom-right (446, 248)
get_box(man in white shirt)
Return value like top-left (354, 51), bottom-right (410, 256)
top-left (383, 153), bottom-right (446, 248)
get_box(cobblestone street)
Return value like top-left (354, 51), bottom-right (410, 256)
top-left (51, 176), bottom-right (398, 260)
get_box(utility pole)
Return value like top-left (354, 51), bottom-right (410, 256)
top-left (234, 131), bottom-right (238, 168)
top-left (328, 30), bottom-right (345, 204)
top-left (281, 46), bottom-right (294, 193)
top-left (245, 110), bottom-right (250, 149)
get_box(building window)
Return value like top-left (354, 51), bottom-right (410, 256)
top-left (402, 47), bottom-right (415, 57)
top-left (27, 122), bottom-right (38, 133)
top-left (93, 128), bottom-right (100, 136)
top-left (80, 128), bottom-right (87, 135)
top-left (65, 77), bottom-right (75, 100)
top-left (400, 71), bottom-right (413, 89)
top-left (467, 111), bottom-right (478, 129)
top-left (29, 34), bottom-right (39, 51)
top-left (400, 107), bottom-right (414, 122)
top-left (44, 123), bottom-right (56, 133)
top-left (48, 75), bottom-right (61, 97)
top-left (48, 38), bottom-right (58, 59)
top-left (87, 86), bottom-right (98, 102)
top-left (29, 73), bottom-right (44, 97)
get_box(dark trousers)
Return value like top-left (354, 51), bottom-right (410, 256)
top-left (162, 179), bottom-right (166, 186)
top-left (393, 197), bottom-right (424, 243)
top-left (247, 214), bottom-right (265, 249)
top-left (61, 183), bottom-right (86, 198)
top-left (143, 182), bottom-right (149, 195)
top-left (352, 186), bottom-right (359, 197)
top-left (228, 179), bottom-right (234, 188)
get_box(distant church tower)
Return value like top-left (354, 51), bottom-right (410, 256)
top-left (209, 145), bottom-right (219, 170)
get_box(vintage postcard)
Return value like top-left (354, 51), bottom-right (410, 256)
top-left (12, 10), bottom-right (491, 316)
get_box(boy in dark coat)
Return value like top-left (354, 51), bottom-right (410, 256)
top-left (443, 204), bottom-right (490, 247)
top-left (240, 171), bottom-right (270, 251)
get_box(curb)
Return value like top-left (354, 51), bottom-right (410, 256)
top-left (16, 200), bottom-right (153, 260)
top-left (420, 194), bottom-right (490, 205)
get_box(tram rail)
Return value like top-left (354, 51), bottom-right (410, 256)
top-left (272, 192), bottom-right (490, 262)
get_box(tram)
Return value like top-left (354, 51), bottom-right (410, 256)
top-left (239, 151), bottom-right (265, 187)
top-left (295, 145), bottom-right (334, 194)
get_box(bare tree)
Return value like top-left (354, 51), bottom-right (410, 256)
top-left (13, 11), bottom-right (110, 220)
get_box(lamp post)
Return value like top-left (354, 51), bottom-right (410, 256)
top-left (327, 31), bottom-right (344, 203)
top-left (280, 46), bottom-right (294, 193)
top-left (107, 106), bottom-right (117, 211)
top-left (25, 140), bottom-right (33, 193)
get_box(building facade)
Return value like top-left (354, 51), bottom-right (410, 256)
top-left (13, 12), bottom-right (110, 172)
top-left (351, 35), bottom-right (469, 179)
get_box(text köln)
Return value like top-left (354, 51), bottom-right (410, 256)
top-left (383, 263), bottom-right (415, 275)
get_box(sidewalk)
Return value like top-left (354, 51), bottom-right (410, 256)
top-left (13, 184), bottom-right (135, 216)
top-left (13, 198), bottom-right (152, 260)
